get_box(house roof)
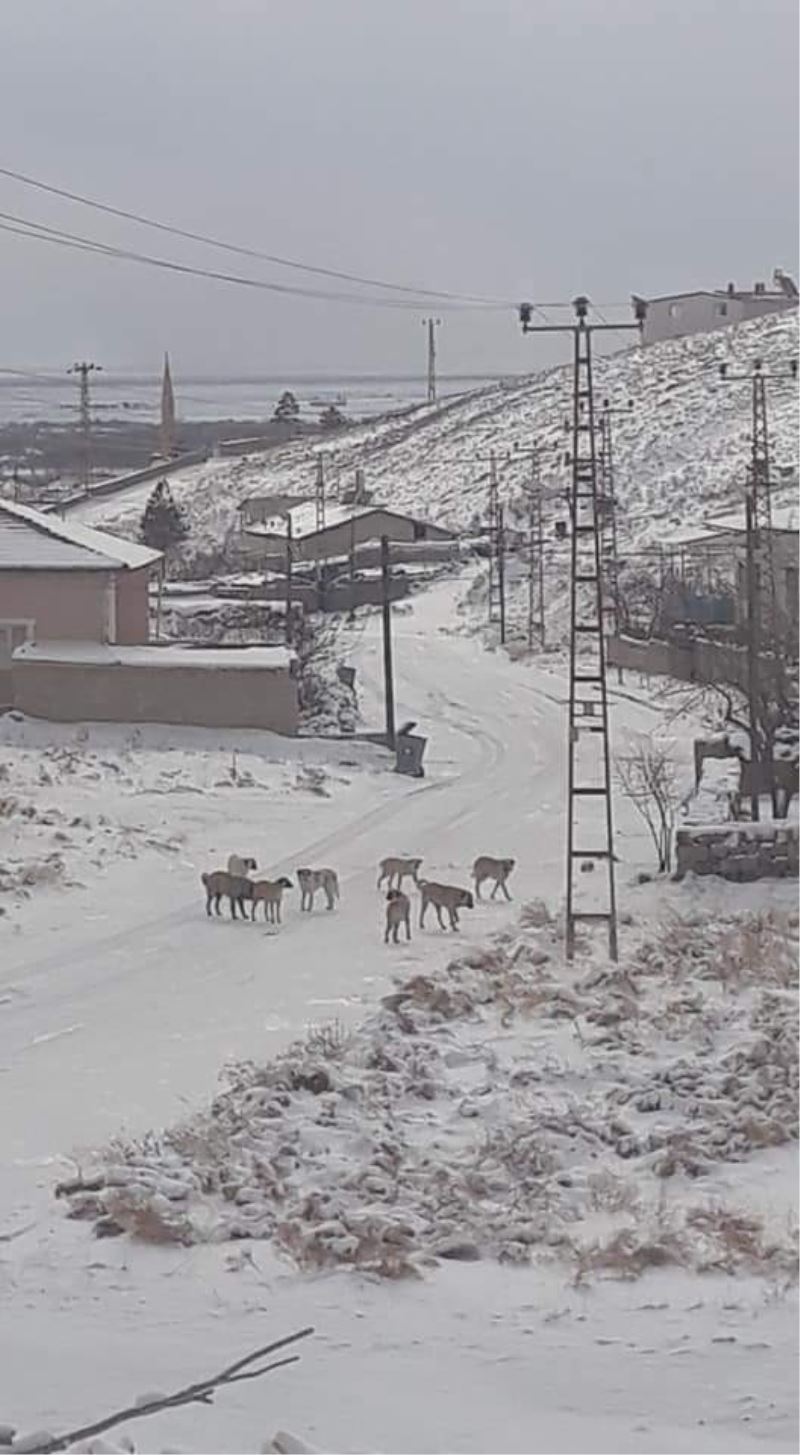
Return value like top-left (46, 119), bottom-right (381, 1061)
top-left (0, 499), bottom-right (162, 571)
top-left (705, 504), bottom-right (800, 536)
top-left (244, 501), bottom-right (453, 541)
top-left (644, 287), bottom-right (791, 305)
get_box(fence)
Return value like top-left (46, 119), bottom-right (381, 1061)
top-left (607, 633), bottom-right (749, 691)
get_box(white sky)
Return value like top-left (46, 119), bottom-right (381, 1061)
top-left (0, 0), bottom-right (796, 377)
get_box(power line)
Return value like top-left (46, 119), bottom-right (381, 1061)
top-left (0, 162), bottom-right (513, 307)
top-left (0, 210), bottom-right (509, 312)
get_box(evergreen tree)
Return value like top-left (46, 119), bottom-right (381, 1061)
top-left (273, 389), bottom-right (300, 423)
top-left (140, 478), bottom-right (189, 552)
top-left (319, 403), bottom-right (348, 430)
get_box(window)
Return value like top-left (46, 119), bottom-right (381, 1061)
top-left (716, 302), bottom-right (728, 317)
top-left (412, 520), bottom-right (427, 541)
top-left (0, 619), bottom-right (35, 668)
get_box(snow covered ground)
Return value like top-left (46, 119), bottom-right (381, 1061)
top-left (68, 312), bottom-right (799, 560)
top-left (1, 581), bottom-right (797, 1451)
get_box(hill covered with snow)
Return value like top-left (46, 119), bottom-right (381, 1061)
top-left (78, 310), bottom-right (798, 557)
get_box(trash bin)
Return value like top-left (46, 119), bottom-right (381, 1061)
top-left (395, 732), bottom-right (427, 778)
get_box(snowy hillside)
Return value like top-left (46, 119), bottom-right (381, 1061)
top-left (75, 311), bottom-right (798, 557)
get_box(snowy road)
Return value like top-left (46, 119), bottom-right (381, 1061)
top-left (0, 581), bottom-right (581, 1217)
top-left (2, 581), bottom-right (794, 1455)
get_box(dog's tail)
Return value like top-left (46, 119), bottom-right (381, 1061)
top-left (332, 872), bottom-right (340, 899)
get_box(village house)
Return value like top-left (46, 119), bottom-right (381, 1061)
top-left (240, 499), bottom-right (455, 564)
top-left (0, 500), bottom-right (298, 732)
top-left (639, 270), bottom-right (797, 346)
top-left (0, 500), bottom-right (162, 702)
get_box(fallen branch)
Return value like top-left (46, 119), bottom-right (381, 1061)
top-left (25, 1328), bottom-right (314, 1453)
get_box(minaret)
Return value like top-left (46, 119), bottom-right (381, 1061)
top-left (160, 352), bottom-right (177, 458)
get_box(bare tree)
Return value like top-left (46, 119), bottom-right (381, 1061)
top-left (616, 736), bottom-right (680, 873)
top-left (15, 1329), bottom-right (313, 1453)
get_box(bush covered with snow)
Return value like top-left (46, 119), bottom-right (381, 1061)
top-left (58, 906), bottom-right (798, 1283)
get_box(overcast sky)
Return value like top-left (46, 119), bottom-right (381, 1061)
top-left (0, 0), bottom-right (796, 378)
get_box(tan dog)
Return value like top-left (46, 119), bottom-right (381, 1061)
top-left (418, 880), bottom-right (474, 931)
top-left (384, 888), bottom-right (411, 944)
top-left (296, 867), bottom-right (339, 911)
top-left (377, 856), bottom-right (423, 891)
top-left (471, 855), bottom-right (516, 901)
top-left (201, 870), bottom-right (253, 920)
top-left (251, 875), bottom-right (293, 924)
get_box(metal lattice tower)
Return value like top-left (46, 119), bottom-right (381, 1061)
top-left (512, 442), bottom-right (547, 649)
top-left (519, 293), bottom-right (646, 961)
top-left (719, 355), bottom-right (799, 646)
top-left (67, 360), bottom-right (101, 489)
top-left (423, 317), bottom-right (441, 404)
top-left (596, 398), bottom-right (632, 637)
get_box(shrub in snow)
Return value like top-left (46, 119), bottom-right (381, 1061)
top-left (56, 906), bottom-right (798, 1281)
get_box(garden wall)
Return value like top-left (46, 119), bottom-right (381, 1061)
top-left (675, 823), bottom-right (799, 881)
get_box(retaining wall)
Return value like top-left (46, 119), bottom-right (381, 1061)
top-left (675, 823), bottom-right (799, 881)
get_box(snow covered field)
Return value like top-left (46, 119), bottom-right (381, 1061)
top-left (0, 578), bottom-right (797, 1453)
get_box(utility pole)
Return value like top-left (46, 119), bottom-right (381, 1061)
top-left (380, 535), bottom-right (396, 749)
top-left (519, 294), bottom-right (646, 961)
top-left (513, 442), bottom-right (547, 650)
top-left (497, 503), bottom-right (507, 646)
top-left (486, 451), bottom-right (506, 637)
top-left (597, 397), bottom-right (632, 638)
top-left (285, 512), bottom-right (294, 645)
top-left (67, 360), bottom-right (101, 490)
top-left (422, 317), bottom-right (441, 405)
top-left (744, 492), bottom-right (762, 822)
top-left (718, 356), bottom-right (798, 817)
top-left (314, 452), bottom-right (326, 592)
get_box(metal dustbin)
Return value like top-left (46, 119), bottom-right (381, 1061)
top-left (395, 732), bottom-right (427, 778)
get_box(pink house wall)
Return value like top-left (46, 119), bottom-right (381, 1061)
top-left (114, 566), bottom-right (152, 643)
top-left (0, 567), bottom-right (153, 645)
top-left (0, 571), bottom-right (110, 641)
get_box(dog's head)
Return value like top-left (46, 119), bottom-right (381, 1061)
top-left (386, 888), bottom-right (402, 901)
top-left (244, 857), bottom-right (258, 872)
top-left (278, 876), bottom-right (293, 889)
top-left (461, 890), bottom-right (475, 909)
top-left (504, 859), bottom-right (516, 874)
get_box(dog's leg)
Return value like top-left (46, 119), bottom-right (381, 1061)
top-left (501, 878), bottom-right (512, 901)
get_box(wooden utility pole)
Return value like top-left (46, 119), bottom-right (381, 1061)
top-left (380, 535), bottom-right (396, 749)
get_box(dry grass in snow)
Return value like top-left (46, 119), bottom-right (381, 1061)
top-left (57, 906), bottom-right (798, 1284)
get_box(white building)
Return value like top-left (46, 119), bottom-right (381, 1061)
top-left (639, 269), bottom-right (797, 345)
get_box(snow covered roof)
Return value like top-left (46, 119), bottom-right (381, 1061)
top-left (14, 640), bottom-right (294, 670)
top-left (245, 501), bottom-right (452, 540)
top-left (705, 504), bottom-right (800, 535)
top-left (646, 286), bottom-right (791, 304)
top-left (0, 499), bottom-right (162, 571)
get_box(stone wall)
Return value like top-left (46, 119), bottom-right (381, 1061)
top-left (675, 823), bottom-right (799, 881)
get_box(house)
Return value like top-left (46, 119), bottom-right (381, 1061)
top-left (241, 501), bottom-right (454, 565)
top-left (639, 271), bottom-right (797, 345)
top-left (0, 500), bottom-right (162, 701)
top-left (704, 503), bottom-right (799, 638)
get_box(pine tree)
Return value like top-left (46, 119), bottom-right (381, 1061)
top-left (140, 478), bottom-right (189, 552)
top-left (273, 389), bottom-right (300, 423)
top-left (319, 403), bottom-right (348, 430)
